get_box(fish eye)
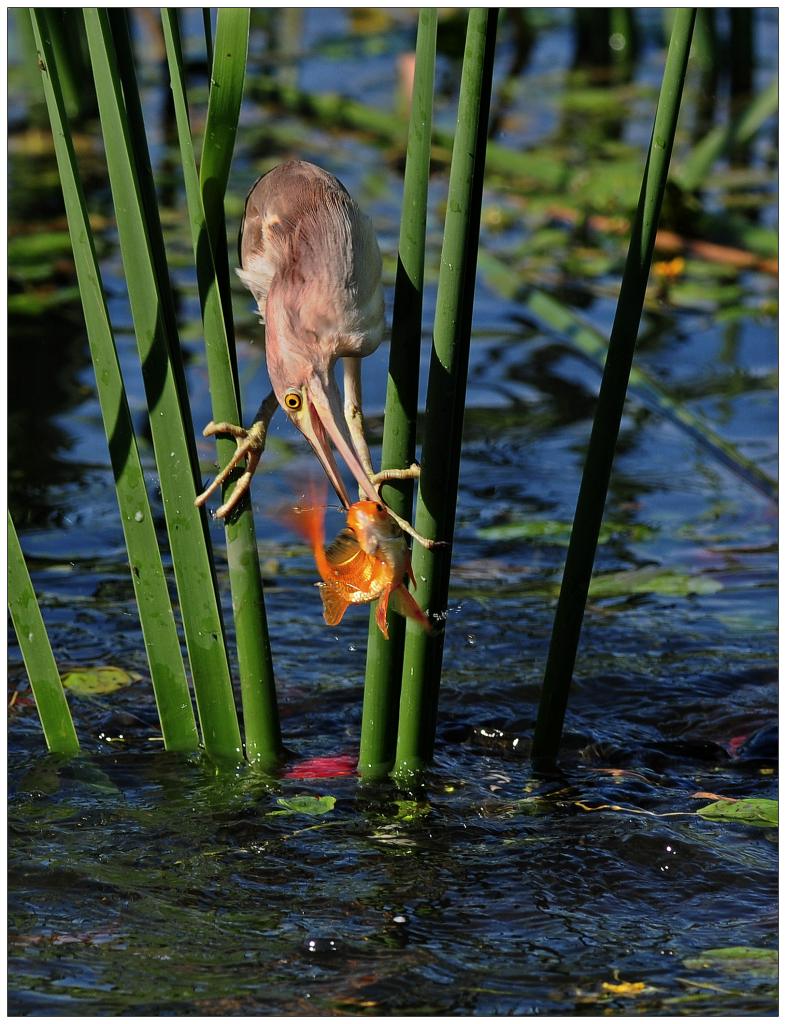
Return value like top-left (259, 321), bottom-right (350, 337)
top-left (284, 390), bottom-right (302, 411)
top-left (375, 503), bottom-right (384, 513)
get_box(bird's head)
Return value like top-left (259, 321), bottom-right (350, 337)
top-left (265, 282), bottom-right (380, 510)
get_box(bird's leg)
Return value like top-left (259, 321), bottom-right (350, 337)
top-left (385, 499), bottom-right (444, 552)
top-left (371, 464), bottom-right (421, 484)
top-left (342, 357), bottom-right (376, 484)
top-left (343, 358), bottom-right (441, 551)
top-left (194, 390), bottom-right (278, 519)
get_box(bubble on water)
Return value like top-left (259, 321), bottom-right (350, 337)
top-left (393, 915), bottom-right (407, 924)
top-left (305, 937), bottom-right (339, 954)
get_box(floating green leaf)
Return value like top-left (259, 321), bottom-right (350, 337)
top-left (589, 567), bottom-right (722, 599)
top-left (8, 230), bottom-right (73, 262)
top-left (477, 518), bottom-right (655, 544)
top-left (682, 947), bottom-right (777, 979)
top-left (61, 666), bottom-right (142, 696)
top-left (697, 798), bottom-right (777, 828)
top-left (8, 286), bottom-right (81, 316)
top-left (272, 795), bottom-right (337, 816)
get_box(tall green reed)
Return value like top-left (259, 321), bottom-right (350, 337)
top-left (27, 7), bottom-right (285, 765)
top-left (532, 8), bottom-right (697, 768)
top-left (8, 512), bottom-right (80, 755)
top-left (30, 7), bottom-right (199, 752)
top-left (393, 8), bottom-right (498, 780)
top-left (359, 9), bottom-right (437, 779)
top-left (83, 8), bottom-right (244, 762)
top-left (162, 9), bottom-right (282, 766)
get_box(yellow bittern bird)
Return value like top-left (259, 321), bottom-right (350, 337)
top-left (194, 160), bottom-right (431, 547)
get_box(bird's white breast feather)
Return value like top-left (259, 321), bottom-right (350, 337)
top-left (236, 259), bottom-right (277, 321)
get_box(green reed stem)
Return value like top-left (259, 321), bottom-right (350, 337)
top-left (29, 8), bottom-right (200, 752)
top-left (43, 10), bottom-right (84, 121)
top-left (107, 10), bottom-right (200, 452)
top-left (532, 8), bottom-right (697, 768)
top-left (393, 8), bottom-right (498, 781)
top-left (200, 10), bottom-right (243, 379)
top-left (84, 8), bottom-right (243, 764)
top-left (8, 512), bottom-right (80, 755)
top-left (359, 9), bottom-right (437, 779)
top-left (163, 8), bottom-right (282, 767)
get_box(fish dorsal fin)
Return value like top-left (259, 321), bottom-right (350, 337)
top-left (319, 583), bottom-right (350, 626)
top-left (325, 528), bottom-right (363, 569)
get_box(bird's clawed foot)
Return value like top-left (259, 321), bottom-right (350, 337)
top-left (370, 462), bottom-right (421, 486)
top-left (194, 420), bottom-right (267, 520)
top-left (368, 463), bottom-right (447, 552)
top-left (385, 506), bottom-right (447, 552)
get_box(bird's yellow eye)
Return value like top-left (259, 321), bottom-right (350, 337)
top-left (284, 391), bottom-right (302, 411)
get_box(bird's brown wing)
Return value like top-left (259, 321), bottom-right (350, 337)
top-left (237, 161), bottom-right (351, 313)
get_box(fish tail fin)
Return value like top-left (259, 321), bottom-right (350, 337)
top-left (320, 583), bottom-right (349, 627)
top-left (391, 585), bottom-right (432, 634)
top-left (284, 481), bottom-right (332, 577)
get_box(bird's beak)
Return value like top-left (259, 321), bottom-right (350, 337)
top-left (301, 376), bottom-right (380, 509)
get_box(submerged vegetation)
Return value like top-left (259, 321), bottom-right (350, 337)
top-left (8, 8), bottom-right (776, 1015)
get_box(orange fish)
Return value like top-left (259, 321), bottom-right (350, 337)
top-left (289, 488), bottom-right (431, 640)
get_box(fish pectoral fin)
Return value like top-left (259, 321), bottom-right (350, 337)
top-left (319, 583), bottom-right (350, 627)
top-left (391, 585), bottom-right (432, 634)
top-left (324, 528), bottom-right (362, 567)
top-left (375, 589), bottom-right (391, 641)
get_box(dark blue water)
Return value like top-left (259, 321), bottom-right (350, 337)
top-left (9, 9), bottom-right (777, 1015)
